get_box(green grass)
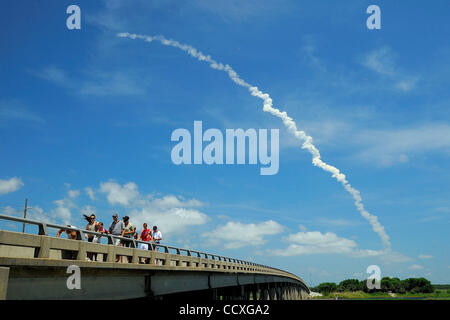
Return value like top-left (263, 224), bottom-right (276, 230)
top-left (312, 289), bottom-right (450, 300)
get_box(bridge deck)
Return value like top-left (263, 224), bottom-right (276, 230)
top-left (0, 215), bottom-right (310, 300)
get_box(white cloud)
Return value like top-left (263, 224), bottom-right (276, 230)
top-left (360, 46), bottom-right (419, 92)
top-left (362, 46), bottom-right (396, 76)
top-left (80, 205), bottom-right (96, 217)
top-left (98, 179), bottom-right (209, 236)
top-left (25, 203), bottom-right (71, 225)
top-left (26, 206), bottom-right (49, 222)
top-left (1, 206), bottom-right (19, 216)
top-left (355, 123), bottom-right (450, 166)
top-left (68, 189), bottom-right (80, 198)
top-left (0, 100), bottom-right (44, 126)
top-left (85, 187), bottom-right (96, 200)
top-left (300, 40), bottom-right (326, 73)
top-left (51, 198), bottom-right (75, 225)
top-left (269, 231), bottom-right (358, 256)
top-left (418, 254), bottom-right (433, 259)
top-left (129, 205), bottom-right (209, 236)
top-left (99, 181), bottom-right (140, 206)
top-left (37, 67), bottom-right (147, 96)
top-left (267, 230), bottom-right (411, 263)
top-left (193, 0), bottom-right (290, 22)
top-left (150, 195), bottom-right (203, 209)
top-left (203, 220), bottom-right (284, 249)
top-left (0, 177), bottom-right (24, 195)
top-left (79, 71), bottom-right (146, 96)
top-left (396, 77), bottom-right (419, 92)
top-left (315, 218), bottom-right (362, 227)
top-left (409, 264), bottom-right (424, 270)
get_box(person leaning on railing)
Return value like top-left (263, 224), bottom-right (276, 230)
top-left (121, 216), bottom-right (135, 263)
top-left (84, 213), bottom-right (100, 261)
top-left (56, 225), bottom-right (80, 260)
top-left (109, 213), bottom-right (125, 262)
top-left (137, 223), bottom-right (153, 263)
top-left (121, 216), bottom-right (134, 248)
top-left (152, 225), bottom-right (162, 252)
top-left (109, 213), bottom-right (124, 246)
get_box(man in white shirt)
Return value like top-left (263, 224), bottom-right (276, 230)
top-left (152, 225), bottom-right (162, 252)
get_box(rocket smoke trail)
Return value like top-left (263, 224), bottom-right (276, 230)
top-left (118, 32), bottom-right (391, 249)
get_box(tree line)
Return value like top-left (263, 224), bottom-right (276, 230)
top-left (312, 277), bottom-right (434, 294)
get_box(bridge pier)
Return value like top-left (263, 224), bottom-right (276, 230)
top-left (276, 287), bottom-right (282, 300)
top-left (262, 288), bottom-right (270, 300)
top-left (287, 286), bottom-right (293, 300)
top-left (270, 287), bottom-right (277, 300)
top-left (251, 285), bottom-right (259, 300)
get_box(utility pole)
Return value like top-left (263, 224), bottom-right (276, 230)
top-left (22, 198), bottom-right (27, 233)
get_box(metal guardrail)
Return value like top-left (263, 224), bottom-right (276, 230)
top-left (0, 214), bottom-right (307, 286)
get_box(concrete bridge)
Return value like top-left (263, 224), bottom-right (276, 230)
top-left (0, 214), bottom-right (310, 300)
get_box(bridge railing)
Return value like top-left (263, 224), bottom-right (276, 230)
top-left (0, 214), bottom-right (307, 287)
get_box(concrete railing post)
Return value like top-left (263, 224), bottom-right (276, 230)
top-left (37, 236), bottom-right (51, 258)
top-left (131, 248), bottom-right (139, 264)
top-left (37, 223), bottom-right (48, 236)
top-left (0, 267), bottom-right (9, 300)
top-left (106, 244), bottom-right (116, 263)
top-left (77, 241), bottom-right (87, 261)
top-left (163, 255), bottom-right (170, 266)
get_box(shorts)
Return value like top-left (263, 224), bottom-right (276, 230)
top-left (112, 237), bottom-right (121, 246)
top-left (138, 243), bottom-right (149, 250)
top-left (121, 238), bottom-right (133, 248)
top-left (93, 236), bottom-right (102, 243)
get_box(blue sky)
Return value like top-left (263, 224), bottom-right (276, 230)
top-left (0, 0), bottom-right (449, 285)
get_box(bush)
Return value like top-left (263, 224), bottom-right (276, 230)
top-left (315, 282), bottom-right (338, 294)
top-left (402, 278), bottom-right (433, 293)
top-left (338, 279), bottom-right (362, 292)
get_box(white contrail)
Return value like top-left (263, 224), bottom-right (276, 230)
top-left (117, 32), bottom-right (391, 249)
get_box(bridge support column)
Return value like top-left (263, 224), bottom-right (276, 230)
top-left (269, 287), bottom-right (277, 300)
top-left (262, 288), bottom-right (270, 300)
top-left (210, 288), bottom-right (218, 300)
top-left (251, 285), bottom-right (258, 300)
top-left (301, 289), bottom-right (309, 300)
top-left (243, 286), bottom-right (251, 300)
top-left (0, 267), bottom-right (9, 300)
top-left (238, 285), bottom-right (245, 300)
top-left (281, 287), bottom-right (286, 300)
top-left (293, 287), bottom-right (300, 300)
top-left (289, 287), bottom-right (296, 300)
top-left (287, 287), bottom-right (293, 300)
top-left (276, 287), bottom-right (282, 300)
top-left (286, 286), bottom-right (291, 300)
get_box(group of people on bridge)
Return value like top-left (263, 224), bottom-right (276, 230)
top-left (56, 212), bottom-right (162, 263)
